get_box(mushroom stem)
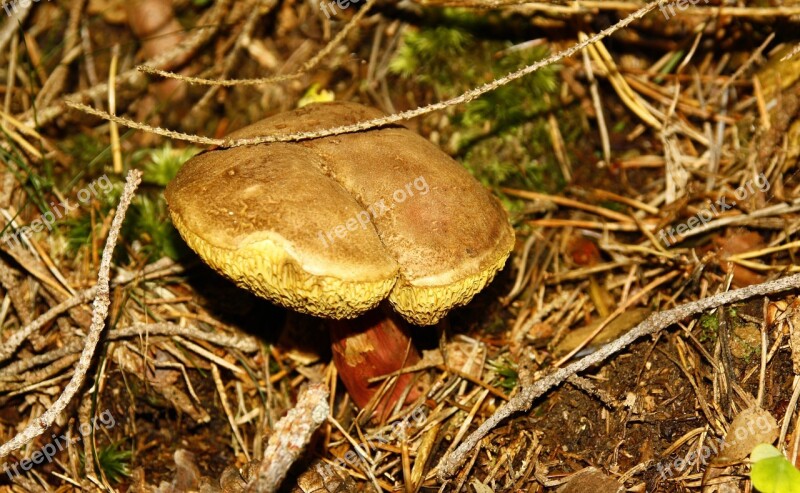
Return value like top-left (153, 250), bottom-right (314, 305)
top-left (330, 307), bottom-right (421, 420)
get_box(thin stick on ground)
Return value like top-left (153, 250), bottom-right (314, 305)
top-left (0, 169), bottom-right (142, 459)
top-left (0, 288), bottom-right (96, 363)
top-left (437, 272), bottom-right (800, 480)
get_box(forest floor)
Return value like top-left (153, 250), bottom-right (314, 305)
top-left (1, 1), bottom-right (800, 492)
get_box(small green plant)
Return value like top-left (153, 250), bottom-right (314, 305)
top-left (489, 358), bottom-right (518, 392)
top-left (134, 143), bottom-right (200, 187)
top-left (125, 195), bottom-right (187, 261)
top-left (97, 442), bottom-right (132, 484)
top-left (124, 143), bottom-right (198, 261)
top-left (81, 442), bottom-right (132, 485)
top-left (63, 143), bottom-right (196, 261)
top-left (750, 443), bottom-right (800, 492)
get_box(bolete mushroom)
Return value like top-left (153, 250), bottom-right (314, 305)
top-left (165, 102), bottom-right (514, 417)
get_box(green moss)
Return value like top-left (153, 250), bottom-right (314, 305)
top-left (63, 144), bottom-right (197, 262)
top-left (123, 194), bottom-right (188, 261)
top-left (699, 313), bottom-right (719, 343)
top-left (133, 143), bottom-right (200, 187)
top-left (121, 144), bottom-right (199, 261)
top-left (390, 24), bottom-right (574, 223)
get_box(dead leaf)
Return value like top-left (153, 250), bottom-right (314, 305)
top-left (556, 467), bottom-right (624, 493)
top-left (717, 407), bottom-right (778, 461)
top-left (712, 231), bottom-right (766, 287)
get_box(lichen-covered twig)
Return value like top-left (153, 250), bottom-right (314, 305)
top-left (245, 383), bottom-right (330, 493)
top-left (437, 272), bottom-right (800, 479)
top-left (0, 169), bottom-right (142, 459)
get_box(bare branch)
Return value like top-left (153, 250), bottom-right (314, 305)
top-left (245, 383), bottom-right (330, 493)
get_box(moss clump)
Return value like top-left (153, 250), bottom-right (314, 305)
top-left (390, 22), bottom-right (572, 222)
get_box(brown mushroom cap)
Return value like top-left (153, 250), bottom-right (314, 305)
top-left (166, 102), bottom-right (514, 325)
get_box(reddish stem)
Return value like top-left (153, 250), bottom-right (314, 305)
top-left (330, 308), bottom-right (422, 421)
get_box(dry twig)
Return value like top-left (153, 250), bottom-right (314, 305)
top-left (0, 169), bottom-right (142, 459)
top-left (66, 0), bottom-right (661, 147)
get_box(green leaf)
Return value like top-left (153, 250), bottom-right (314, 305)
top-left (750, 444), bottom-right (800, 493)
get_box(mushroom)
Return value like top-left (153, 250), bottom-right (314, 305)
top-left (165, 102), bottom-right (514, 418)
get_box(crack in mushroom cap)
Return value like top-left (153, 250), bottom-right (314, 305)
top-left (166, 102), bottom-right (515, 325)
